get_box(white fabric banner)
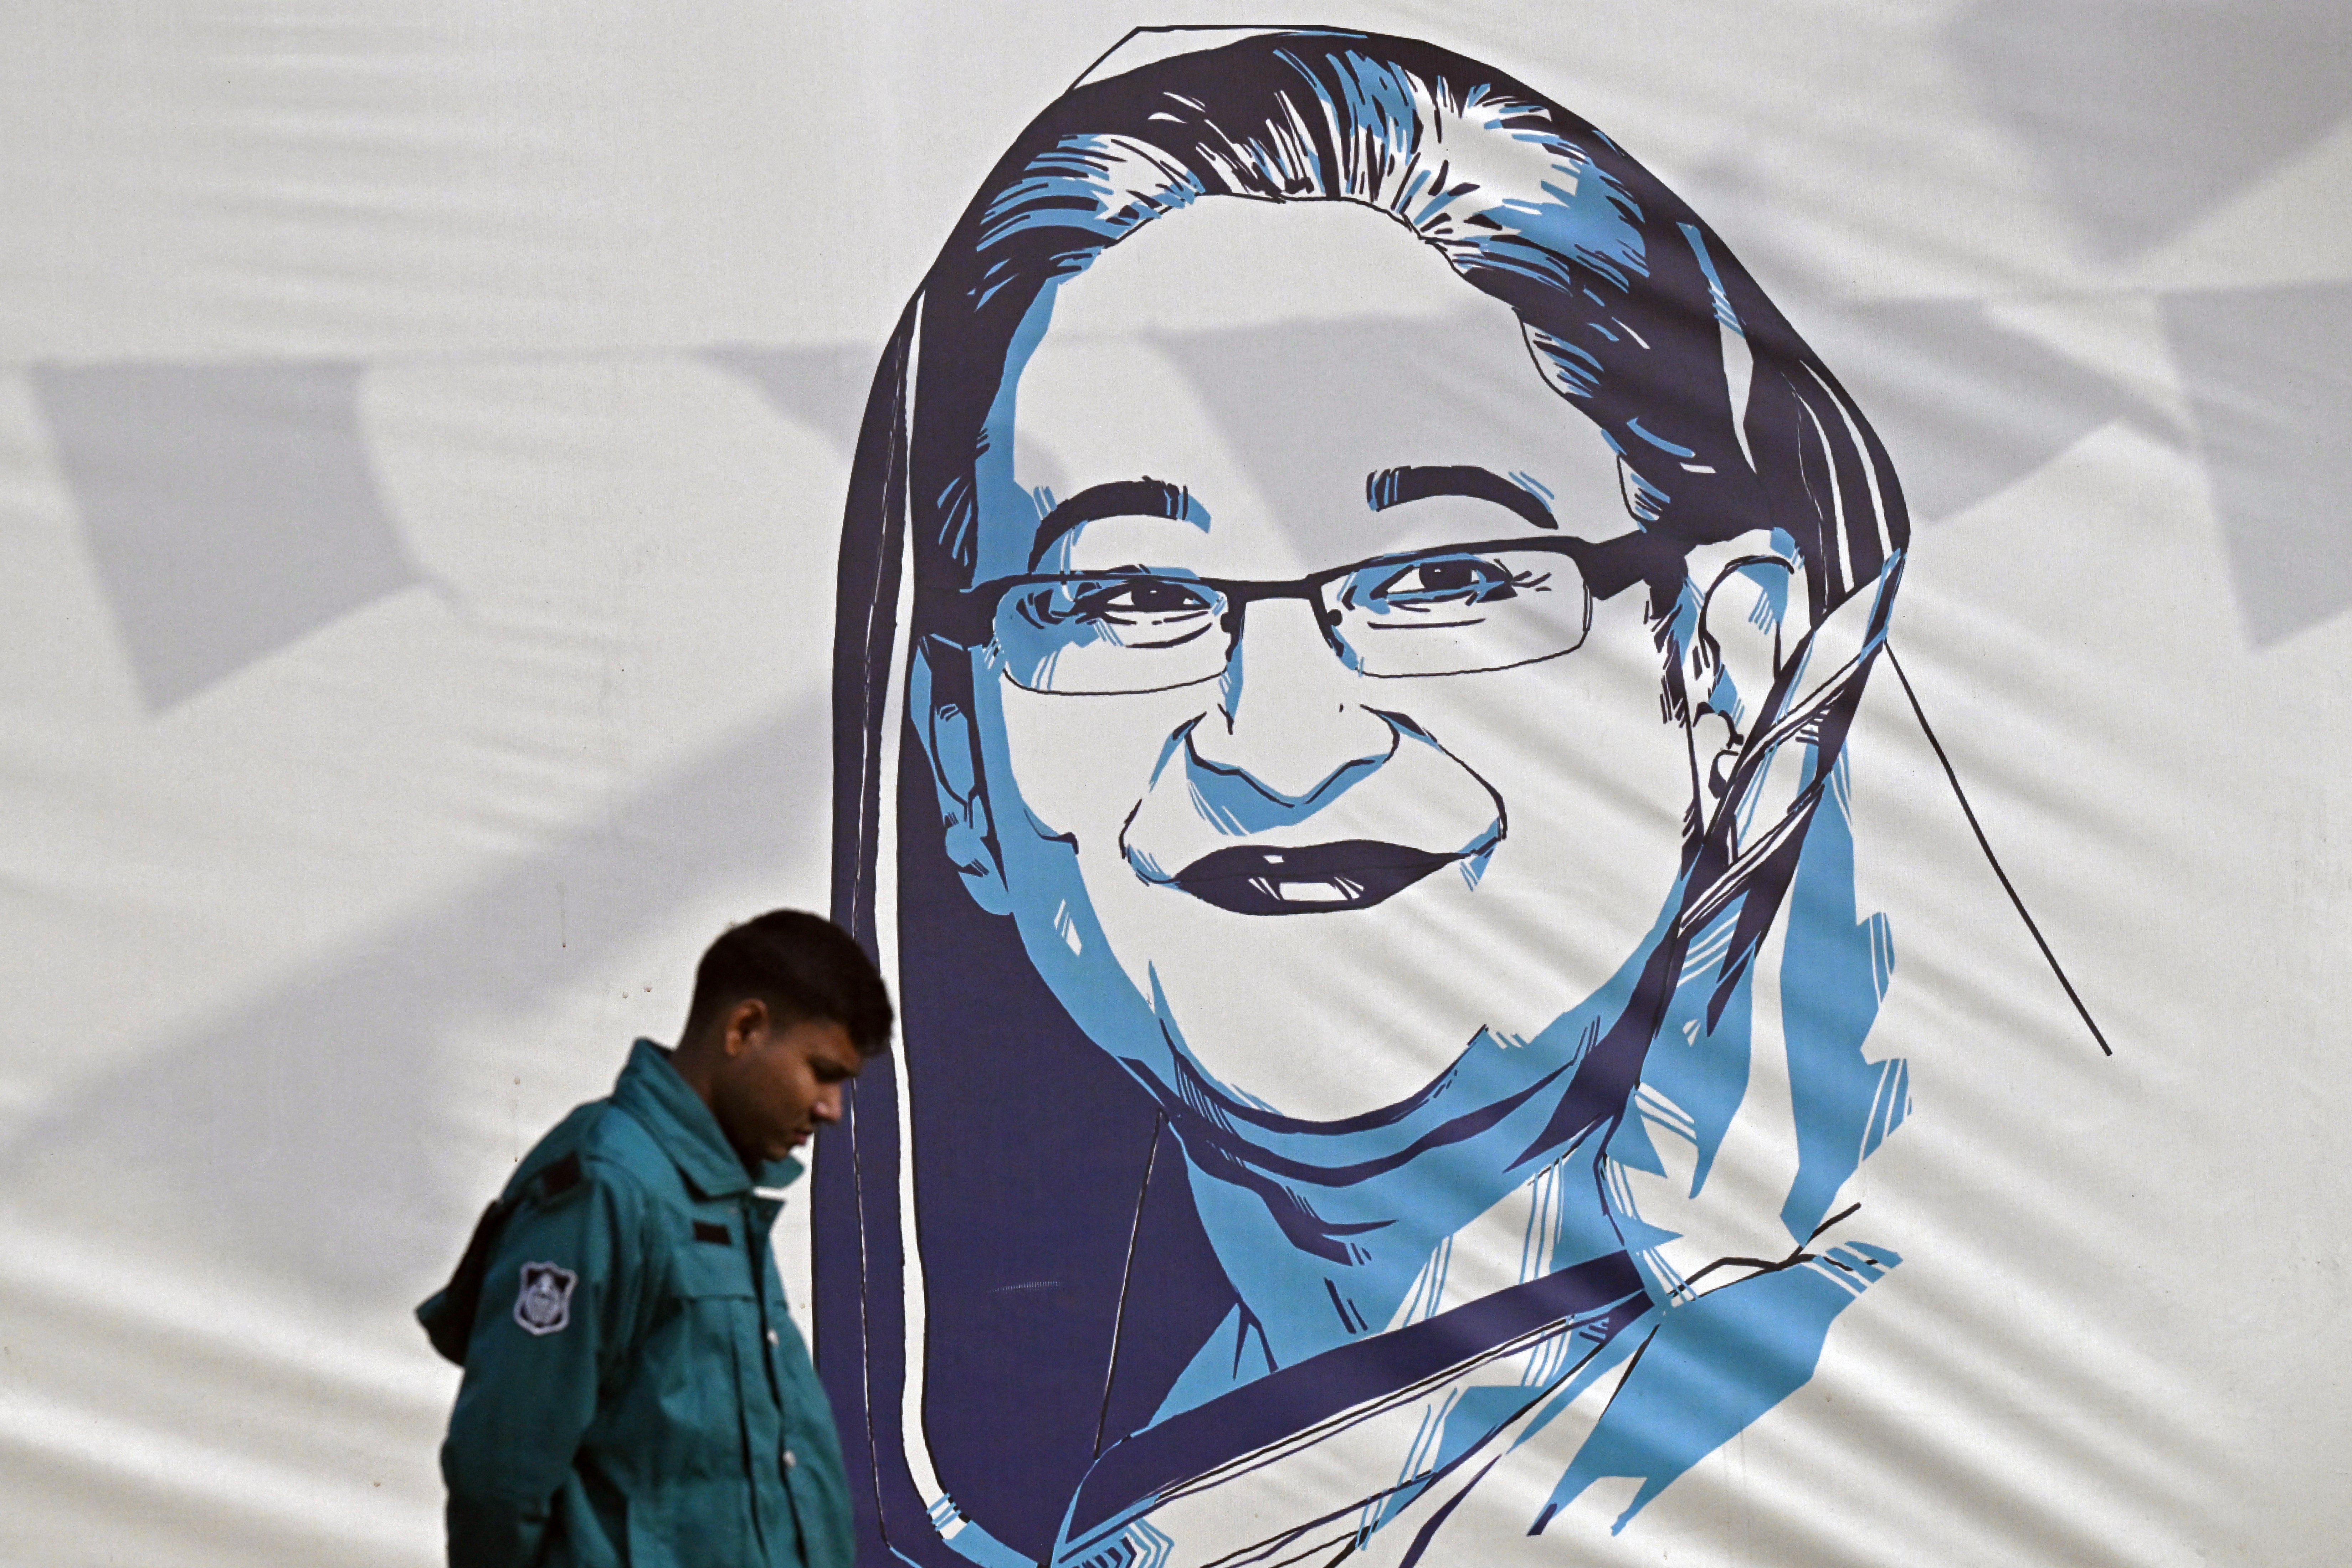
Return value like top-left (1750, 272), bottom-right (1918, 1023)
top-left (0, 4), bottom-right (2345, 1566)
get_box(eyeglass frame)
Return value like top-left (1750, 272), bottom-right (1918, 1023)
top-left (934, 534), bottom-right (1615, 693)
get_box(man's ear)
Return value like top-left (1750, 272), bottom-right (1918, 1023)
top-left (910, 639), bottom-right (1012, 916)
top-left (1682, 547), bottom-right (1803, 802)
top-left (722, 997), bottom-right (770, 1058)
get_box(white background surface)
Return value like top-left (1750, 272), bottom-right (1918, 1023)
top-left (1, 2), bottom-right (2346, 1563)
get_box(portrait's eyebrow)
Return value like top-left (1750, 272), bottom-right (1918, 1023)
top-left (1365, 464), bottom-right (1557, 533)
top-left (1028, 478), bottom-right (1202, 570)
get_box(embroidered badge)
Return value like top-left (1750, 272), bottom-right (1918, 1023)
top-left (514, 1261), bottom-right (579, 1335)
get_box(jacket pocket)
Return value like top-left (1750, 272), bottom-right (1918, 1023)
top-left (648, 1267), bottom-right (756, 1478)
top-left (668, 1242), bottom-right (756, 1302)
top-left (633, 1251), bottom-right (767, 1568)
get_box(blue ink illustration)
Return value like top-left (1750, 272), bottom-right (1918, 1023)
top-left (815, 25), bottom-right (1958, 1566)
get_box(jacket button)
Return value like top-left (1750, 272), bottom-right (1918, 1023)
top-left (767, 1329), bottom-right (779, 1346)
top-left (782, 1448), bottom-right (798, 1470)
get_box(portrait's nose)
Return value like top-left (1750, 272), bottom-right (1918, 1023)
top-left (1188, 596), bottom-right (1393, 803)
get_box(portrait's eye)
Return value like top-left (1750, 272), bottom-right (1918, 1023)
top-left (1326, 548), bottom-right (1588, 675)
top-left (1356, 553), bottom-right (1550, 616)
top-left (1005, 575), bottom-right (1221, 651)
top-left (1072, 577), bottom-right (1217, 621)
top-left (990, 571), bottom-right (1231, 694)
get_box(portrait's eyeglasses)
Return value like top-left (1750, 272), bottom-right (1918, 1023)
top-left (953, 538), bottom-right (1596, 695)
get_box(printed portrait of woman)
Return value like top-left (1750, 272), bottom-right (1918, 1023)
top-left (815, 25), bottom-right (1916, 1567)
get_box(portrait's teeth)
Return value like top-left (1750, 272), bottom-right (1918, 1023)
top-left (1277, 881), bottom-right (1349, 904)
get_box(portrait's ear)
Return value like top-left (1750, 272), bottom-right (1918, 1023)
top-left (910, 639), bottom-right (1011, 916)
top-left (1685, 550), bottom-right (1802, 802)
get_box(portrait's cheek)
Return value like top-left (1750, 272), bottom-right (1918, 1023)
top-left (982, 677), bottom-right (1211, 843)
top-left (1371, 598), bottom-right (1695, 1034)
top-left (1470, 598), bottom-right (1691, 865)
top-left (952, 673), bottom-right (1220, 1040)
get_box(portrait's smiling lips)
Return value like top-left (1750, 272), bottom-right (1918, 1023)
top-left (1170, 839), bottom-right (1459, 916)
top-left (1113, 711), bottom-right (1509, 917)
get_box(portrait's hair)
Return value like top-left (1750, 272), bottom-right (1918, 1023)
top-left (685, 909), bottom-right (894, 1055)
top-left (893, 30), bottom-right (1905, 651)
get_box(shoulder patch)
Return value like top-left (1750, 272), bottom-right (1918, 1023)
top-left (513, 1261), bottom-right (579, 1335)
top-left (538, 1150), bottom-right (585, 1199)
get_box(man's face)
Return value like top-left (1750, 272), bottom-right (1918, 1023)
top-left (948, 199), bottom-right (1696, 1122)
top-left (710, 1004), bottom-right (864, 1168)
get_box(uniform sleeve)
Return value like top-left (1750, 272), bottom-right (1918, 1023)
top-left (440, 1163), bottom-right (646, 1568)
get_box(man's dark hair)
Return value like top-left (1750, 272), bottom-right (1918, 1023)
top-left (685, 910), bottom-right (893, 1055)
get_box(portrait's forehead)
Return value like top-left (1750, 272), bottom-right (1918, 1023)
top-left (1040, 196), bottom-right (1473, 335)
top-left (983, 197), bottom-right (1633, 582)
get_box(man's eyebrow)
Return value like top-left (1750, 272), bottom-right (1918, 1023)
top-left (1365, 465), bottom-right (1557, 532)
top-left (1028, 478), bottom-right (1202, 570)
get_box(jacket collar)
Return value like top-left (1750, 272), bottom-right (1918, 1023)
top-left (612, 1038), bottom-right (802, 1199)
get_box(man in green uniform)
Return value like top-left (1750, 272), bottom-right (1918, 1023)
top-left (419, 909), bottom-right (887, 1568)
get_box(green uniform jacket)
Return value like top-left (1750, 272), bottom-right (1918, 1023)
top-left (421, 1039), bottom-right (855, 1568)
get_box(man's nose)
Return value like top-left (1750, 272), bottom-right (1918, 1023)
top-left (813, 1085), bottom-right (844, 1125)
top-left (1188, 596), bottom-right (1393, 804)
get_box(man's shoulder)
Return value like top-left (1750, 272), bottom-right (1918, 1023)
top-left (549, 1098), bottom-right (699, 1215)
top-left (504, 1097), bottom-right (678, 1209)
